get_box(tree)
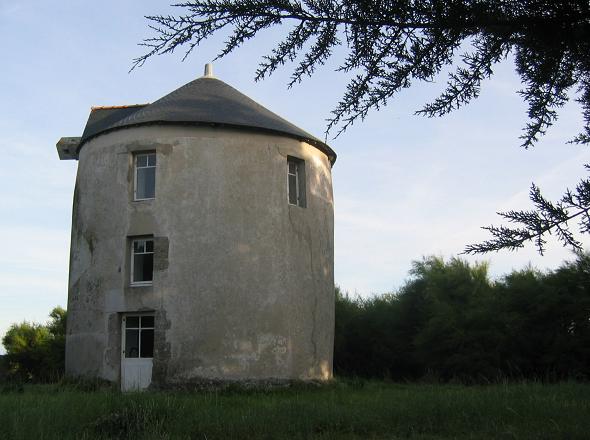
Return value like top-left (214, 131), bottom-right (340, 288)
top-left (333, 254), bottom-right (590, 381)
top-left (46, 307), bottom-right (67, 376)
top-left (1, 307), bottom-right (67, 382)
top-left (135, 1), bottom-right (590, 253)
top-left (405, 257), bottom-right (500, 380)
top-left (2, 322), bottom-right (50, 381)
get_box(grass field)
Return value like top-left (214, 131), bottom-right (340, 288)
top-left (0, 380), bottom-right (588, 439)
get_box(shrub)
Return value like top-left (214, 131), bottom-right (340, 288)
top-left (1, 307), bottom-right (66, 382)
top-left (334, 254), bottom-right (590, 382)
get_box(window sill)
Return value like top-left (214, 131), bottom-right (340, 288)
top-left (130, 282), bottom-right (153, 288)
top-left (133, 198), bottom-right (155, 202)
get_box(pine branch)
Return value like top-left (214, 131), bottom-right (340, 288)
top-left (416, 36), bottom-right (510, 117)
top-left (465, 169), bottom-right (590, 255)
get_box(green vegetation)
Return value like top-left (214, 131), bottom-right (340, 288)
top-left (1, 307), bottom-right (66, 382)
top-left (0, 381), bottom-right (588, 439)
top-left (335, 253), bottom-right (590, 381)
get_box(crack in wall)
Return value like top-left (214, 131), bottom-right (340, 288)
top-left (308, 224), bottom-right (318, 367)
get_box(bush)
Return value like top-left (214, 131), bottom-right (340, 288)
top-left (1, 307), bottom-right (66, 382)
top-left (334, 254), bottom-right (590, 382)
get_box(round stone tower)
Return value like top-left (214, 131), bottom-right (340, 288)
top-left (57, 65), bottom-right (336, 390)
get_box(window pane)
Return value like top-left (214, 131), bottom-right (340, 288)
top-left (133, 254), bottom-right (144, 282)
top-left (147, 153), bottom-right (156, 167)
top-left (126, 316), bottom-right (139, 328)
top-left (133, 240), bottom-right (144, 253)
top-left (136, 168), bottom-right (155, 199)
top-left (288, 174), bottom-right (298, 204)
top-left (140, 329), bottom-right (154, 358)
top-left (144, 168), bottom-right (155, 198)
top-left (136, 155), bottom-right (148, 167)
top-left (125, 329), bottom-right (139, 358)
top-left (141, 316), bottom-right (154, 328)
top-left (288, 160), bottom-right (297, 174)
top-left (133, 253), bottom-right (153, 282)
top-left (142, 254), bottom-right (153, 281)
top-left (145, 240), bottom-right (154, 253)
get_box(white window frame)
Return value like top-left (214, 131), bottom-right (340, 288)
top-left (133, 152), bottom-right (156, 201)
top-left (130, 238), bottom-right (154, 287)
top-left (287, 156), bottom-right (306, 207)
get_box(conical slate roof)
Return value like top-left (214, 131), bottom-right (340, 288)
top-left (79, 75), bottom-right (336, 164)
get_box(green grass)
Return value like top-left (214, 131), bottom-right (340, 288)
top-left (0, 380), bottom-right (588, 439)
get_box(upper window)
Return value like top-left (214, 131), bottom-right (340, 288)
top-left (131, 238), bottom-right (154, 286)
top-left (134, 153), bottom-right (156, 200)
top-left (287, 156), bottom-right (306, 208)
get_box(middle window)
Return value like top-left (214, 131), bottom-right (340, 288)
top-left (131, 238), bottom-right (154, 286)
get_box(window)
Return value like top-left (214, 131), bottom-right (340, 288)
top-left (287, 156), bottom-right (306, 207)
top-left (124, 315), bottom-right (154, 358)
top-left (134, 153), bottom-right (156, 200)
top-left (131, 238), bottom-right (153, 286)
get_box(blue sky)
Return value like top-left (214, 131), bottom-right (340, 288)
top-left (1, 1), bottom-right (589, 350)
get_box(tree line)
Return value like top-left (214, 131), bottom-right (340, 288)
top-left (335, 254), bottom-right (590, 381)
top-left (2, 254), bottom-right (589, 383)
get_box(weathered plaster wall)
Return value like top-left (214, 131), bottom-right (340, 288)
top-left (65, 125), bottom-right (334, 385)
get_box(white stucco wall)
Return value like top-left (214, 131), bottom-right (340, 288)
top-left (65, 125), bottom-right (334, 385)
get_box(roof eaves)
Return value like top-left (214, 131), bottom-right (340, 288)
top-left (76, 120), bottom-right (336, 165)
top-left (91, 104), bottom-right (150, 110)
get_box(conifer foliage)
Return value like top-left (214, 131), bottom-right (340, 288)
top-left (135, 1), bottom-right (590, 253)
top-left (464, 170), bottom-right (590, 254)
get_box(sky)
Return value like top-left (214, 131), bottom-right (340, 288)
top-left (1, 1), bottom-right (589, 351)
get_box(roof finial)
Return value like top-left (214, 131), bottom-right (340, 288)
top-left (203, 63), bottom-right (214, 78)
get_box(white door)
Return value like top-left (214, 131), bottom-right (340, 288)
top-left (121, 314), bottom-right (154, 391)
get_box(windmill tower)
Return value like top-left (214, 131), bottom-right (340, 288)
top-left (57, 65), bottom-right (336, 390)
